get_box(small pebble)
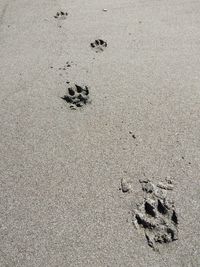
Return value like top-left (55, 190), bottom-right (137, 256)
top-left (121, 178), bottom-right (132, 193)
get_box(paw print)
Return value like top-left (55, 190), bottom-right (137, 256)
top-left (90, 39), bottom-right (107, 53)
top-left (54, 11), bottom-right (68, 20)
top-left (134, 180), bottom-right (178, 249)
top-left (61, 83), bottom-right (90, 109)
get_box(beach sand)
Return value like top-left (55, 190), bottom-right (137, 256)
top-left (0, 0), bottom-right (200, 266)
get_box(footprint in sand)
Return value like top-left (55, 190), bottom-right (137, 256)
top-left (133, 179), bottom-right (178, 250)
top-left (61, 83), bottom-right (90, 109)
top-left (54, 11), bottom-right (68, 20)
top-left (90, 39), bottom-right (107, 53)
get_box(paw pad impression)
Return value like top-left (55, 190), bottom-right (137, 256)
top-left (61, 83), bottom-right (90, 109)
top-left (90, 39), bottom-right (107, 53)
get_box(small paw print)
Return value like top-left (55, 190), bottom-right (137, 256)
top-left (54, 11), bottom-right (68, 20)
top-left (90, 39), bottom-right (107, 53)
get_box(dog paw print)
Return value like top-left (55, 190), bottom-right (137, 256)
top-left (134, 180), bottom-right (178, 250)
top-left (54, 11), bottom-right (68, 20)
top-left (90, 39), bottom-right (107, 53)
top-left (61, 83), bottom-right (90, 109)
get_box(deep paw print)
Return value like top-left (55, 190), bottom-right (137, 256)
top-left (61, 83), bottom-right (90, 109)
top-left (133, 180), bottom-right (178, 250)
top-left (90, 39), bottom-right (107, 53)
top-left (54, 11), bottom-right (68, 20)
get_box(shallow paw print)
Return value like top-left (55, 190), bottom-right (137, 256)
top-left (58, 61), bottom-right (74, 72)
top-left (54, 11), bottom-right (68, 20)
top-left (90, 39), bottom-right (107, 53)
top-left (61, 83), bottom-right (90, 109)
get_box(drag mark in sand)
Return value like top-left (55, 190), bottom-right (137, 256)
top-left (90, 39), bottom-right (107, 53)
top-left (61, 83), bottom-right (90, 109)
top-left (133, 179), bottom-right (178, 250)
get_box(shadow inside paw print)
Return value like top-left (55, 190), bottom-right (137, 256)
top-left (90, 39), bottom-right (107, 53)
top-left (54, 11), bottom-right (68, 20)
top-left (61, 83), bottom-right (90, 109)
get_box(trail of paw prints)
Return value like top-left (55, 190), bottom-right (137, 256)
top-left (133, 179), bottom-right (178, 250)
top-left (90, 39), bottom-right (107, 53)
top-left (61, 83), bottom-right (91, 110)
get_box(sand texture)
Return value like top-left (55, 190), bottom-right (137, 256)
top-left (0, 0), bottom-right (200, 266)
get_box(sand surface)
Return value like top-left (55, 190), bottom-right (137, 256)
top-left (1, 0), bottom-right (200, 266)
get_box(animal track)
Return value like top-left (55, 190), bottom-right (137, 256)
top-left (54, 11), bottom-right (68, 20)
top-left (133, 180), bottom-right (178, 250)
top-left (90, 39), bottom-right (107, 53)
top-left (58, 61), bottom-right (74, 71)
top-left (61, 83), bottom-right (90, 109)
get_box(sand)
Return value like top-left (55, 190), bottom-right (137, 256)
top-left (0, 0), bottom-right (200, 266)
